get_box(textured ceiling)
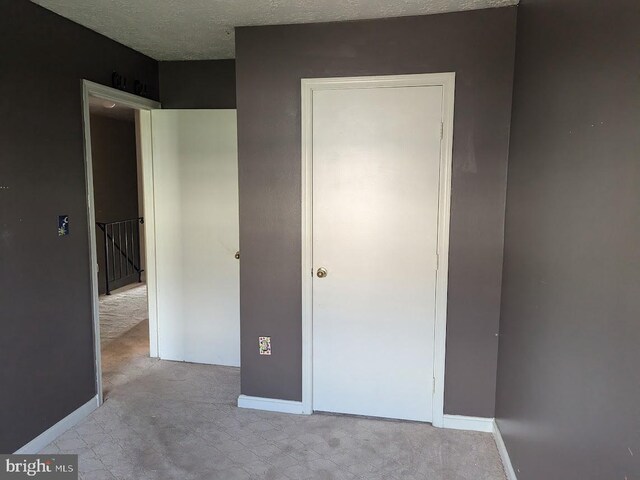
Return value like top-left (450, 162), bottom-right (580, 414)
top-left (31, 0), bottom-right (518, 60)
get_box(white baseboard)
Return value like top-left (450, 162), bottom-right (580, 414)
top-left (493, 420), bottom-right (518, 480)
top-left (442, 414), bottom-right (495, 433)
top-left (15, 395), bottom-right (99, 454)
top-left (237, 395), bottom-right (306, 415)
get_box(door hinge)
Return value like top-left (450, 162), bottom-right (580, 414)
top-left (435, 253), bottom-right (439, 270)
top-left (440, 122), bottom-right (444, 139)
top-left (433, 377), bottom-right (437, 394)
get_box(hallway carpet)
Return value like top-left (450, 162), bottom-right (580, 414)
top-left (42, 320), bottom-right (506, 479)
top-left (99, 284), bottom-right (148, 346)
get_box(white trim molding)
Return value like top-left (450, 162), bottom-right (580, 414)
top-left (493, 420), bottom-right (518, 480)
top-left (136, 110), bottom-right (160, 358)
top-left (237, 395), bottom-right (306, 415)
top-left (300, 73), bottom-right (456, 424)
top-left (15, 396), bottom-right (99, 454)
top-left (81, 80), bottom-right (161, 405)
top-left (83, 80), bottom-right (161, 111)
top-left (442, 414), bottom-right (495, 433)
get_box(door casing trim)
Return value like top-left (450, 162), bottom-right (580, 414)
top-left (81, 80), bottom-right (161, 406)
top-left (300, 73), bottom-right (456, 427)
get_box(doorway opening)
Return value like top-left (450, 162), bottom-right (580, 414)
top-left (81, 80), bottom-right (161, 404)
top-left (89, 96), bottom-right (148, 399)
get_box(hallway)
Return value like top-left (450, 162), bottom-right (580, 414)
top-left (40, 323), bottom-right (506, 479)
top-left (99, 284), bottom-right (148, 346)
top-left (98, 284), bottom-right (149, 397)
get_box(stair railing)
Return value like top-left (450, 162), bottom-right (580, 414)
top-left (96, 217), bottom-right (144, 295)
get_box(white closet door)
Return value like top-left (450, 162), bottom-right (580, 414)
top-left (312, 86), bottom-right (443, 421)
top-left (152, 110), bottom-right (240, 366)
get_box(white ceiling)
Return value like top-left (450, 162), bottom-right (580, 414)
top-left (31, 0), bottom-right (517, 61)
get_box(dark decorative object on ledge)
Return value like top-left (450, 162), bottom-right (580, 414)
top-left (111, 71), bottom-right (150, 97)
top-left (134, 79), bottom-right (149, 97)
top-left (111, 71), bottom-right (127, 91)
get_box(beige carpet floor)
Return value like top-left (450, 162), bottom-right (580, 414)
top-left (41, 313), bottom-right (507, 480)
top-left (99, 284), bottom-right (148, 346)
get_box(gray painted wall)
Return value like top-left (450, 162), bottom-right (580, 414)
top-left (159, 60), bottom-right (236, 109)
top-left (90, 114), bottom-right (140, 294)
top-left (495, 0), bottom-right (640, 478)
top-left (0, 0), bottom-right (158, 453)
top-left (235, 7), bottom-right (517, 416)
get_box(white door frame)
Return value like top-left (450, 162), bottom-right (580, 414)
top-left (300, 73), bottom-right (455, 427)
top-left (81, 80), bottom-right (161, 405)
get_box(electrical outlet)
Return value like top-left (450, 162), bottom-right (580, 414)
top-left (259, 336), bottom-right (271, 355)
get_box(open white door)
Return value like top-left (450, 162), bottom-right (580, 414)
top-left (151, 110), bottom-right (240, 366)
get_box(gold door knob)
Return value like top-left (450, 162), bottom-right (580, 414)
top-left (316, 267), bottom-right (328, 278)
